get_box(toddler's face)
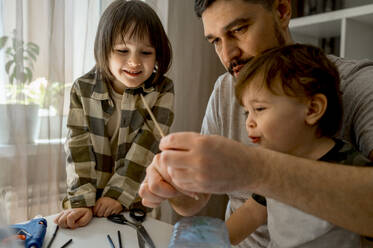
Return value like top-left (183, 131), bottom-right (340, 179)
top-left (241, 74), bottom-right (310, 156)
top-left (109, 32), bottom-right (156, 93)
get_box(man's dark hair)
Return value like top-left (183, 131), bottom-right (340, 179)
top-left (194, 0), bottom-right (274, 17)
top-left (235, 44), bottom-right (343, 138)
top-left (94, 0), bottom-right (172, 84)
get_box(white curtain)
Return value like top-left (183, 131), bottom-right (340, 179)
top-left (0, 0), bottom-right (101, 224)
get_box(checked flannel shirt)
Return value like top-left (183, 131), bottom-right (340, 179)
top-left (63, 68), bottom-right (174, 209)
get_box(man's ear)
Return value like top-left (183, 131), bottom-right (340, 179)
top-left (305, 94), bottom-right (327, 126)
top-left (274, 0), bottom-right (292, 29)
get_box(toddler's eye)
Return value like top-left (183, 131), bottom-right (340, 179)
top-left (243, 110), bottom-right (249, 117)
top-left (255, 107), bottom-right (265, 112)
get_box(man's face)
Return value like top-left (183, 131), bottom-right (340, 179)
top-left (202, 0), bottom-right (287, 78)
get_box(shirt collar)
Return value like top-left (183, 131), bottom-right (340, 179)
top-left (91, 68), bottom-right (111, 100)
top-left (124, 73), bottom-right (156, 95)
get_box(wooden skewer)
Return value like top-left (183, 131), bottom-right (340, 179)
top-left (140, 94), bottom-right (165, 138)
top-left (140, 93), bottom-right (199, 201)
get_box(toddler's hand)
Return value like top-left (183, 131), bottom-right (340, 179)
top-left (93, 197), bottom-right (123, 217)
top-left (54, 207), bottom-right (93, 229)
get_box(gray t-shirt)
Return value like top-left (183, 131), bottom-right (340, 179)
top-left (201, 56), bottom-right (373, 247)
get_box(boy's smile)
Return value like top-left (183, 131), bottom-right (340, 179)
top-left (123, 68), bottom-right (142, 77)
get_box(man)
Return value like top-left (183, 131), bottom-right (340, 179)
top-left (139, 0), bottom-right (373, 246)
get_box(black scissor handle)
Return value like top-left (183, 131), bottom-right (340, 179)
top-left (107, 214), bottom-right (126, 224)
top-left (130, 208), bottom-right (146, 222)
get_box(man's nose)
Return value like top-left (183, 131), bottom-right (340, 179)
top-left (221, 39), bottom-right (240, 66)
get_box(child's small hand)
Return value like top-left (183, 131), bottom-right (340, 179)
top-left (54, 207), bottom-right (93, 229)
top-left (93, 197), bottom-right (123, 217)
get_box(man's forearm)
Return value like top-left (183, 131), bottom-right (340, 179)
top-left (158, 133), bottom-right (373, 236)
top-left (252, 148), bottom-right (373, 237)
top-left (169, 193), bottom-right (211, 216)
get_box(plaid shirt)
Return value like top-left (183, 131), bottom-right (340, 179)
top-left (63, 68), bottom-right (174, 209)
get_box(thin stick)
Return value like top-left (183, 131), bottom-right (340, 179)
top-left (140, 94), bottom-right (165, 137)
top-left (60, 238), bottom-right (73, 248)
top-left (140, 93), bottom-right (199, 201)
top-left (117, 230), bottom-right (123, 248)
top-left (46, 225), bottom-right (59, 248)
top-left (107, 235), bottom-right (115, 248)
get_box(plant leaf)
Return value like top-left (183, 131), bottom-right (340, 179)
top-left (13, 64), bottom-right (25, 83)
top-left (26, 50), bottom-right (37, 61)
top-left (5, 47), bottom-right (13, 55)
top-left (10, 72), bottom-right (15, 84)
top-left (25, 67), bottom-right (33, 83)
top-left (0, 36), bottom-right (8, 49)
top-left (27, 42), bottom-right (39, 55)
top-left (5, 61), bottom-right (13, 74)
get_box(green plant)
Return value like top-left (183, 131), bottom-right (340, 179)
top-left (0, 30), bottom-right (67, 111)
top-left (0, 29), bottom-right (39, 85)
top-left (0, 29), bottom-right (41, 104)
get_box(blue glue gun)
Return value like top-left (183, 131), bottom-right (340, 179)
top-left (9, 218), bottom-right (47, 248)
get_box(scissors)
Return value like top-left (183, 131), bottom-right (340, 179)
top-left (108, 208), bottom-right (156, 248)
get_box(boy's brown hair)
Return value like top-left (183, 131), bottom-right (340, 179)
top-left (235, 44), bottom-right (342, 138)
top-left (94, 0), bottom-right (172, 84)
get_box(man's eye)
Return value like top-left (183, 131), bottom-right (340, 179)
top-left (233, 25), bottom-right (247, 33)
top-left (211, 38), bottom-right (220, 45)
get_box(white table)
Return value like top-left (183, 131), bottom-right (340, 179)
top-left (42, 214), bottom-right (173, 248)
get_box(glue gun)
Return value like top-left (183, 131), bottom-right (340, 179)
top-left (9, 218), bottom-right (47, 248)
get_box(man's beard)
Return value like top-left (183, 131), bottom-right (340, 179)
top-left (228, 22), bottom-right (286, 76)
top-left (228, 58), bottom-right (252, 75)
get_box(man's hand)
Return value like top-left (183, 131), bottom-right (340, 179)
top-left (139, 154), bottom-right (183, 208)
top-left (93, 197), bottom-right (123, 217)
top-left (139, 153), bottom-right (209, 216)
top-left (159, 132), bottom-right (261, 194)
top-left (54, 208), bottom-right (93, 229)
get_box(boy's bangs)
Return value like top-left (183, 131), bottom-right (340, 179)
top-left (121, 21), bottom-right (150, 43)
top-left (113, 14), bottom-right (153, 47)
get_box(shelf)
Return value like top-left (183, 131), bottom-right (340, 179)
top-left (290, 3), bottom-right (373, 60)
top-left (290, 3), bottom-right (373, 37)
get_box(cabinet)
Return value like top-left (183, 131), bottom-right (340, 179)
top-left (290, 3), bottom-right (373, 60)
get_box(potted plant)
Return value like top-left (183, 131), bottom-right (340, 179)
top-left (0, 29), bottom-right (40, 144)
